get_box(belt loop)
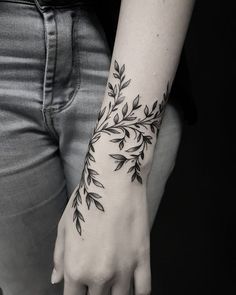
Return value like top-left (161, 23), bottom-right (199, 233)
top-left (34, 0), bottom-right (47, 12)
top-left (34, 0), bottom-right (57, 110)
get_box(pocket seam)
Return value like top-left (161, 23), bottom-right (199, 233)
top-left (49, 11), bottom-right (82, 114)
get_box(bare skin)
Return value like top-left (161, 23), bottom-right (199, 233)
top-left (51, 0), bottom-right (195, 294)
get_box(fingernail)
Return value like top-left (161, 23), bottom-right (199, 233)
top-left (51, 268), bottom-right (57, 284)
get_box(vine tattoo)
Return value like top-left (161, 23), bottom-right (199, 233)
top-left (72, 60), bottom-right (170, 235)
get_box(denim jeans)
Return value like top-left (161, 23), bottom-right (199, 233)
top-left (0, 0), bottom-right (182, 294)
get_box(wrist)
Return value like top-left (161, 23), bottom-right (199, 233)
top-left (88, 135), bottom-right (155, 186)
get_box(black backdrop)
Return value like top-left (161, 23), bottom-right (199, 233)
top-left (150, 1), bottom-right (235, 294)
top-left (95, 0), bottom-right (236, 294)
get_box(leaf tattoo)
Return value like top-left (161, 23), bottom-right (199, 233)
top-left (72, 60), bottom-right (170, 235)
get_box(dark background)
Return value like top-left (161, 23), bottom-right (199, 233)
top-left (152, 2), bottom-right (235, 294)
top-left (96, 0), bottom-right (236, 294)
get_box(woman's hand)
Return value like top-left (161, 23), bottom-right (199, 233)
top-left (51, 183), bottom-right (151, 295)
top-left (50, 0), bottom-right (196, 291)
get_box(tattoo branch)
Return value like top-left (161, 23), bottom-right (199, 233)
top-left (72, 60), bottom-right (170, 235)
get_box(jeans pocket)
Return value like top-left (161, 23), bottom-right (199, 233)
top-left (51, 7), bottom-right (111, 114)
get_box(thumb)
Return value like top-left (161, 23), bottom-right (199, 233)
top-left (51, 222), bottom-right (65, 284)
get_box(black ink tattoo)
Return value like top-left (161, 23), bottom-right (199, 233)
top-left (72, 60), bottom-right (170, 235)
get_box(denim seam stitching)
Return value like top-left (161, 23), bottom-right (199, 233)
top-left (49, 12), bottom-right (82, 113)
top-left (0, 1), bottom-right (95, 9)
top-left (34, 5), bottom-right (57, 110)
top-left (48, 108), bottom-right (59, 141)
top-left (47, 8), bottom-right (57, 108)
top-left (40, 8), bottom-right (50, 110)
top-left (34, 1), bottom-right (56, 139)
top-left (38, 6), bottom-right (59, 141)
top-left (51, 7), bottom-right (58, 107)
top-left (47, 9), bottom-right (78, 111)
top-left (41, 109), bottom-right (59, 142)
top-left (0, 0), bottom-right (34, 5)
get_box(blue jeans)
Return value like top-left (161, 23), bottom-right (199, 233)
top-left (0, 0), bottom-right (182, 294)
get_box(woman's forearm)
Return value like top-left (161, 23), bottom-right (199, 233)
top-left (52, 2), bottom-right (196, 292)
top-left (97, 0), bottom-right (195, 173)
top-left (72, 0), bottom-right (195, 235)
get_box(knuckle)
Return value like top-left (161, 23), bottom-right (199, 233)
top-left (90, 268), bottom-right (114, 285)
top-left (64, 264), bottom-right (83, 282)
top-left (64, 269), bottom-right (82, 283)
